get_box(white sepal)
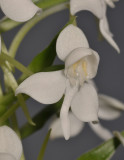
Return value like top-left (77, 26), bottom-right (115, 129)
top-left (70, 0), bottom-right (106, 19)
top-left (16, 71), bottom-right (66, 104)
top-left (56, 24), bottom-right (89, 61)
top-left (98, 94), bottom-right (124, 120)
top-left (0, 0), bottom-right (41, 22)
top-left (105, 0), bottom-right (118, 8)
top-left (99, 18), bottom-right (120, 53)
top-left (89, 122), bottom-right (113, 140)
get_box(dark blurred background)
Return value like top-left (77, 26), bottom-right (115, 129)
top-left (0, 1), bottom-right (124, 159)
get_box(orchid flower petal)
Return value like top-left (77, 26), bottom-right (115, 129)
top-left (89, 122), bottom-right (113, 140)
top-left (105, 0), bottom-right (116, 8)
top-left (50, 113), bottom-right (84, 139)
top-left (0, 126), bottom-right (22, 160)
top-left (65, 47), bottom-right (100, 79)
top-left (98, 94), bottom-right (124, 120)
top-left (70, 0), bottom-right (106, 19)
top-left (99, 17), bottom-right (120, 53)
top-left (0, 153), bottom-right (16, 160)
top-left (71, 82), bottom-right (99, 122)
top-left (16, 71), bottom-right (66, 104)
top-left (0, 0), bottom-right (41, 22)
top-left (56, 24), bottom-right (89, 61)
top-left (60, 80), bottom-right (78, 140)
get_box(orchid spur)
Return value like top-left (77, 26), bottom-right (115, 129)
top-left (50, 94), bottom-right (124, 140)
top-left (70, 0), bottom-right (120, 53)
top-left (16, 24), bottom-right (100, 140)
top-left (0, 126), bottom-right (22, 160)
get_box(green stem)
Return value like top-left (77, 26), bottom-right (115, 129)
top-left (0, 53), bottom-right (33, 76)
top-left (0, 17), bottom-right (21, 33)
top-left (0, 93), bottom-right (16, 105)
top-left (37, 129), bottom-right (51, 160)
top-left (1, 37), bottom-right (13, 71)
top-left (0, 102), bottom-right (19, 125)
top-left (17, 94), bottom-right (35, 126)
top-left (1, 64), bottom-right (34, 125)
top-left (20, 98), bottom-right (63, 139)
top-left (0, 95), bottom-right (29, 125)
top-left (9, 2), bottom-right (68, 58)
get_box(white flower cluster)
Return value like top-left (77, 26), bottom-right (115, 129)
top-left (15, 0), bottom-right (123, 141)
top-left (0, 0), bottom-right (123, 159)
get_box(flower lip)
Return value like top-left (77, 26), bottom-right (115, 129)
top-left (65, 47), bottom-right (100, 80)
top-left (65, 47), bottom-right (92, 68)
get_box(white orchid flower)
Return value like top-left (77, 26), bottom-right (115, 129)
top-left (0, 0), bottom-right (41, 22)
top-left (16, 24), bottom-right (100, 140)
top-left (0, 126), bottom-right (22, 160)
top-left (70, 0), bottom-right (120, 53)
top-left (50, 94), bottom-right (124, 140)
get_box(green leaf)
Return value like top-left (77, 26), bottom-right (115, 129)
top-left (17, 94), bottom-right (35, 126)
top-left (20, 97), bottom-right (63, 139)
top-left (28, 37), bottom-right (57, 73)
top-left (36, 0), bottom-right (69, 9)
top-left (77, 132), bottom-right (124, 160)
top-left (0, 93), bottom-right (16, 105)
top-left (19, 35), bottom-right (57, 82)
top-left (37, 129), bottom-right (51, 160)
top-left (0, 104), bottom-right (9, 126)
top-left (43, 65), bottom-right (64, 72)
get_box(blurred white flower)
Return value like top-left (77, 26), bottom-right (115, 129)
top-left (70, 0), bottom-right (120, 53)
top-left (0, 0), bottom-right (41, 22)
top-left (0, 126), bottom-right (22, 160)
top-left (16, 24), bottom-right (100, 140)
top-left (50, 94), bottom-right (124, 140)
top-left (105, 0), bottom-right (119, 8)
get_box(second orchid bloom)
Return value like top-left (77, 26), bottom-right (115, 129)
top-left (70, 0), bottom-right (120, 53)
top-left (16, 24), bottom-right (100, 140)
